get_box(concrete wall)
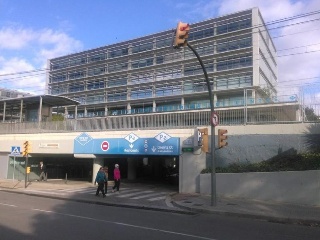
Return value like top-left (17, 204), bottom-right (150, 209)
top-left (0, 123), bottom-right (319, 196)
top-left (200, 171), bottom-right (320, 206)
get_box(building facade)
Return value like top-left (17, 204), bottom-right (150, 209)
top-left (47, 8), bottom-right (277, 119)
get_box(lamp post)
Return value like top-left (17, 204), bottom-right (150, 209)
top-left (186, 43), bottom-right (216, 206)
top-left (173, 22), bottom-right (216, 206)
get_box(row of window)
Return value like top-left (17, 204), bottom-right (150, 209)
top-left (51, 17), bottom-right (252, 70)
top-left (50, 54), bottom-right (252, 84)
top-left (51, 75), bottom-right (252, 100)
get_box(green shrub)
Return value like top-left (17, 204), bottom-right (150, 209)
top-left (201, 152), bottom-right (320, 173)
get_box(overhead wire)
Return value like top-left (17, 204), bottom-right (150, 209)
top-left (1, 9), bottom-right (320, 93)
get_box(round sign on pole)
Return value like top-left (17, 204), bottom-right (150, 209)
top-left (211, 112), bottom-right (219, 126)
top-left (101, 141), bottom-right (109, 151)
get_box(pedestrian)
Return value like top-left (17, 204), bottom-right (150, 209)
top-left (95, 167), bottom-right (107, 197)
top-left (39, 161), bottom-right (47, 181)
top-left (103, 166), bottom-right (109, 194)
top-left (112, 164), bottom-right (121, 193)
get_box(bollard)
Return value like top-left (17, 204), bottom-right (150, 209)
top-left (65, 173), bottom-right (68, 184)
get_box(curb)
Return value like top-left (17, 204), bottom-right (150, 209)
top-left (0, 188), bottom-right (193, 215)
top-left (171, 201), bottom-right (320, 227)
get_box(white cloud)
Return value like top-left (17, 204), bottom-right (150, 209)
top-left (0, 27), bottom-right (36, 49)
top-left (0, 26), bottom-right (83, 94)
top-left (191, 0), bottom-right (320, 98)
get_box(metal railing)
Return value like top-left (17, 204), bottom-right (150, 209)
top-left (0, 102), bottom-right (317, 134)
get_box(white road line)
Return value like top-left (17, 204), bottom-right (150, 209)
top-left (0, 202), bottom-right (17, 207)
top-left (117, 190), bottom-right (154, 198)
top-left (148, 196), bottom-right (166, 201)
top-left (23, 189), bottom-right (66, 196)
top-left (102, 188), bottom-right (139, 196)
top-left (31, 208), bottom-right (216, 240)
top-left (130, 192), bottom-right (168, 200)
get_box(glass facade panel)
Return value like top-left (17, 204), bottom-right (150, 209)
top-left (107, 92), bottom-right (127, 102)
top-left (188, 28), bottom-right (214, 41)
top-left (217, 55), bottom-right (252, 71)
top-left (87, 80), bottom-right (105, 90)
top-left (132, 42), bottom-right (153, 53)
top-left (108, 76), bottom-right (127, 87)
top-left (108, 48), bottom-right (128, 58)
top-left (130, 89), bottom-right (152, 99)
top-left (217, 18), bottom-right (251, 35)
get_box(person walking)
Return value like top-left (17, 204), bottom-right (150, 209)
top-left (103, 166), bottom-right (109, 194)
top-left (95, 167), bottom-right (107, 197)
top-left (112, 164), bottom-right (121, 193)
top-left (39, 161), bottom-right (47, 181)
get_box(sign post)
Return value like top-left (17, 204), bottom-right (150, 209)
top-left (11, 146), bottom-right (21, 182)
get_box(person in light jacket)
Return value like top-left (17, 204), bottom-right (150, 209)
top-left (112, 164), bottom-right (121, 193)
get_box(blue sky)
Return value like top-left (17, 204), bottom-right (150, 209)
top-left (0, 0), bottom-right (320, 98)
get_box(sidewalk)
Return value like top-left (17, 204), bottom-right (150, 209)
top-left (1, 179), bottom-right (319, 227)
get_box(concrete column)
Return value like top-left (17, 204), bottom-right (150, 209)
top-left (92, 158), bottom-right (104, 184)
top-left (153, 100), bottom-right (156, 112)
top-left (127, 158), bottom-right (137, 180)
top-left (181, 97), bottom-right (185, 110)
top-left (127, 103), bottom-right (131, 114)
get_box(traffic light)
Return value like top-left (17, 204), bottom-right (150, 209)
top-left (22, 141), bottom-right (31, 157)
top-left (200, 128), bottom-right (209, 152)
top-left (26, 167), bottom-right (31, 174)
top-left (173, 21), bottom-right (190, 48)
top-left (218, 129), bottom-right (228, 148)
top-left (195, 128), bottom-right (209, 152)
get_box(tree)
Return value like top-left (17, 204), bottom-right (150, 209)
top-left (305, 107), bottom-right (319, 122)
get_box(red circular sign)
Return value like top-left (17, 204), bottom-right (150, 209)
top-left (211, 112), bottom-right (219, 126)
top-left (101, 141), bottom-right (109, 151)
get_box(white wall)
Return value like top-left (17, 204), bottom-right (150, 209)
top-left (200, 171), bottom-right (320, 206)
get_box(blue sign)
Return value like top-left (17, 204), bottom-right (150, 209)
top-left (11, 146), bottom-right (21, 155)
top-left (74, 132), bottom-right (180, 156)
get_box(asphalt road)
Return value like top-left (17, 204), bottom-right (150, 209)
top-left (0, 191), bottom-right (319, 240)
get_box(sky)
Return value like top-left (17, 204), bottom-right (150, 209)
top-left (0, 0), bottom-right (320, 100)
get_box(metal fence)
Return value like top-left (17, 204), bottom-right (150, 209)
top-left (0, 102), bottom-right (318, 134)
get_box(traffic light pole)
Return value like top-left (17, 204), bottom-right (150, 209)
top-left (187, 42), bottom-right (216, 206)
top-left (25, 155), bottom-right (28, 188)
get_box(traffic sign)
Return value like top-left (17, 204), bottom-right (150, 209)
top-left (101, 141), bottom-right (109, 151)
top-left (211, 112), bottom-right (219, 126)
top-left (11, 146), bottom-right (21, 155)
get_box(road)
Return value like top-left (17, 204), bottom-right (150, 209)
top-left (0, 191), bottom-right (319, 240)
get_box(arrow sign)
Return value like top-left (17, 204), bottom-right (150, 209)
top-left (211, 112), bottom-right (219, 126)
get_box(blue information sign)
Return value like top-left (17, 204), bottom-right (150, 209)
top-left (74, 132), bottom-right (180, 156)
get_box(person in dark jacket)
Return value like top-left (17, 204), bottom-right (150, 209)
top-left (95, 167), bottom-right (107, 197)
top-left (39, 161), bottom-right (47, 181)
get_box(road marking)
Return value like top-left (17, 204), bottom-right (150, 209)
top-left (31, 208), bottom-right (216, 240)
top-left (24, 189), bottom-right (67, 196)
top-left (130, 192), bottom-right (168, 200)
top-left (148, 196), bottom-right (166, 201)
top-left (117, 190), bottom-right (154, 198)
top-left (0, 202), bottom-right (17, 207)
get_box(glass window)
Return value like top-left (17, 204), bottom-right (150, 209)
top-left (69, 71), bottom-right (85, 80)
top-left (87, 67), bottom-right (105, 76)
top-left (132, 57), bottom-right (153, 69)
top-left (108, 48), bottom-right (128, 58)
top-left (156, 38), bottom-right (171, 48)
top-left (87, 80), bottom-right (105, 90)
top-left (132, 42), bottom-right (153, 53)
top-left (69, 83), bottom-right (84, 93)
top-left (107, 92), bottom-right (127, 102)
top-left (108, 62), bottom-right (128, 72)
top-left (89, 53), bottom-right (105, 62)
top-left (108, 76), bottom-right (127, 87)
top-left (130, 89), bottom-right (152, 99)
